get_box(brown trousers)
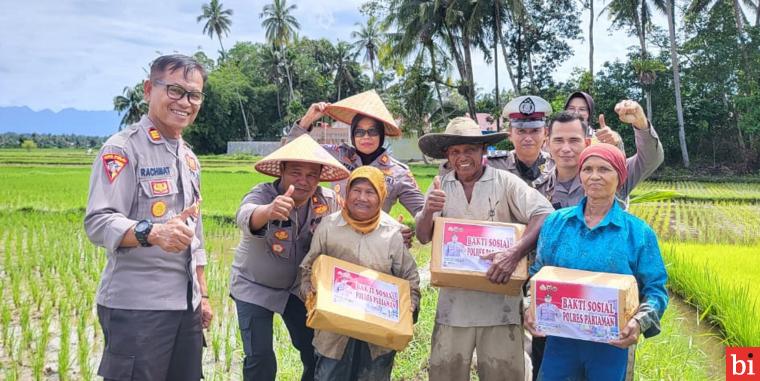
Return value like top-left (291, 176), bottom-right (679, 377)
top-left (429, 323), bottom-right (529, 381)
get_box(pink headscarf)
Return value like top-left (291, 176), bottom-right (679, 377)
top-left (578, 143), bottom-right (628, 190)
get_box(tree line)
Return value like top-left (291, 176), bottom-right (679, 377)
top-left (112, 0), bottom-right (760, 171)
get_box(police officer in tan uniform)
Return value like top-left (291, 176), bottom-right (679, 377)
top-left (439, 96), bottom-right (555, 196)
top-left (229, 135), bottom-right (350, 381)
top-left (84, 54), bottom-right (211, 381)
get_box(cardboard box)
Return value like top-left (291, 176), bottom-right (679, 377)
top-left (306, 255), bottom-right (413, 351)
top-left (430, 217), bottom-right (528, 295)
top-left (531, 266), bottom-right (640, 343)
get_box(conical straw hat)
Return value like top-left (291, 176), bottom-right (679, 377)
top-left (324, 90), bottom-right (401, 136)
top-left (254, 135), bottom-right (350, 181)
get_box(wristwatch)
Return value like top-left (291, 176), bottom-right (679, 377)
top-left (134, 219), bottom-right (153, 247)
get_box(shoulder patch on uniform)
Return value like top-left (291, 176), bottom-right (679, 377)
top-left (148, 127), bottom-right (161, 142)
top-left (185, 153), bottom-right (198, 172)
top-left (102, 153), bottom-right (128, 183)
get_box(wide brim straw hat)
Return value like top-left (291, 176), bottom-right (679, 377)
top-left (324, 90), bottom-right (401, 137)
top-left (254, 135), bottom-right (350, 181)
top-left (418, 117), bottom-right (508, 159)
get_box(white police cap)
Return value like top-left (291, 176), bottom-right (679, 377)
top-left (502, 95), bottom-right (552, 128)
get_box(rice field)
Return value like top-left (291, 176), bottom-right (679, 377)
top-left (0, 149), bottom-right (757, 380)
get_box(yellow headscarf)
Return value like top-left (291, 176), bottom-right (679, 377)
top-left (341, 166), bottom-right (387, 234)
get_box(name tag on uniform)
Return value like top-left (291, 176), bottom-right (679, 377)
top-left (139, 166), bottom-right (171, 178)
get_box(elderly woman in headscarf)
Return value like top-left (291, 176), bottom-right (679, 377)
top-left (288, 90), bottom-right (425, 245)
top-left (525, 144), bottom-right (668, 381)
top-left (299, 166), bottom-right (421, 381)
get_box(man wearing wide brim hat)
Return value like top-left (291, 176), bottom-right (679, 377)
top-left (230, 134), bottom-right (349, 381)
top-left (416, 117), bottom-right (554, 381)
top-left (288, 90), bottom-right (426, 247)
top-left (436, 96), bottom-right (556, 198)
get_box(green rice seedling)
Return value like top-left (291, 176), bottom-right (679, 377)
top-left (77, 313), bottom-right (93, 381)
top-left (4, 359), bottom-right (19, 381)
top-left (32, 348), bottom-right (46, 380)
top-left (29, 275), bottom-right (42, 310)
top-left (664, 243), bottom-right (760, 346)
top-left (211, 324), bottom-right (222, 362)
top-left (10, 270), bottom-right (21, 308)
top-left (58, 299), bottom-right (72, 380)
top-left (635, 304), bottom-right (721, 380)
top-left (20, 301), bottom-right (32, 351)
top-left (1, 300), bottom-right (10, 346)
top-left (224, 320), bottom-right (235, 371)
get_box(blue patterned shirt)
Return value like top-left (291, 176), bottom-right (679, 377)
top-left (531, 197), bottom-right (668, 337)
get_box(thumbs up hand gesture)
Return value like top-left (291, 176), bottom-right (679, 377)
top-left (150, 203), bottom-right (198, 253)
top-left (423, 176), bottom-right (446, 216)
top-left (595, 114), bottom-right (623, 147)
top-left (268, 185), bottom-right (296, 221)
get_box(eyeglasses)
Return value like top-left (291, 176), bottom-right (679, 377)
top-left (353, 128), bottom-right (381, 138)
top-left (153, 80), bottom-right (205, 105)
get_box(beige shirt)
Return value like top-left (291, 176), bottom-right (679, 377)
top-left (300, 211), bottom-right (421, 360)
top-left (419, 166), bottom-right (553, 327)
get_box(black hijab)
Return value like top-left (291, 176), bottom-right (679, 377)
top-left (350, 114), bottom-right (386, 165)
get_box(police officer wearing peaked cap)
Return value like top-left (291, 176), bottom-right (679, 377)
top-left (478, 95), bottom-right (556, 196)
top-left (84, 54), bottom-right (211, 381)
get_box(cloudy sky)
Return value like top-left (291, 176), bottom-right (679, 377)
top-left (0, 0), bottom-right (647, 112)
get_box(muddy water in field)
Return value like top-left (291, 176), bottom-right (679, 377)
top-left (667, 294), bottom-right (726, 380)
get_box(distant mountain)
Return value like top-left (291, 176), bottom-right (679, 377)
top-left (0, 106), bottom-right (122, 136)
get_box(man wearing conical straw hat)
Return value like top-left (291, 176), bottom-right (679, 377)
top-left (416, 117), bottom-right (554, 381)
top-left (288, 90), bottom-right (425, 245)
top-left (229, 134), bottom-right (350, 381)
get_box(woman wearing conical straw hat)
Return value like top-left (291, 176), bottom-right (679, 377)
top-left (229, 134), bottom-right (350, 381)
top-left (288, 90), bottom-right (425, 245)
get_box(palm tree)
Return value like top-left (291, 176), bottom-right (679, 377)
top-left (385, 0), bottom-right (454, 123)
top-left (197, 0), bottom-right (233, 58)
top-left (113, 84), bottom-right (148, 130)
top-left (260, 0), bottom-right (300, 49)
top-left (333, 41), bottom-right (357, 100)
top-left (352, 16), bottom-right (384, 87)
top-left (584, 0), bottom-right (595, 84)
top-left (260, 47), bottom-right (286, 119)
top-left (601, 0), bottom-right (658, 119)
top-left (197, 1), bottom-right (253, 140)
top-left (260, 0), bottom-right (299, 101)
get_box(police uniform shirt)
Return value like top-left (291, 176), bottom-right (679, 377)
top-left (550, 123), bottom-right (664, 209)
top-left (230, 182), bottom-right (340, 314)
top-left (84, 115), bottom-right (206, 311)
top-left (289, 124), bottom-right (425, 216)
